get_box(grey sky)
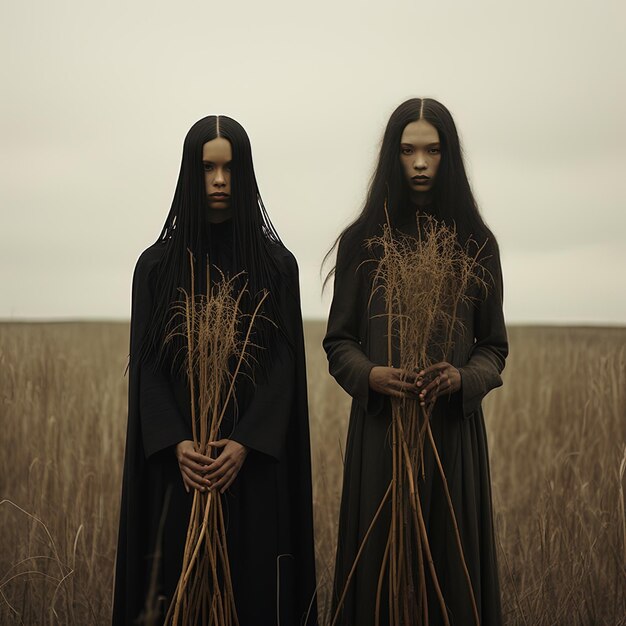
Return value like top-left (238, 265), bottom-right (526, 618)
top-left (1, 0), bottom-right (624, 323)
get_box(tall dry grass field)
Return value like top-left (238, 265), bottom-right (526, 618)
top-left (1, 322), bottom-right (625, 625)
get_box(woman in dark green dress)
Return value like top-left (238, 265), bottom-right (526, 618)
top-left (324, 98), bottom-right (507, 626)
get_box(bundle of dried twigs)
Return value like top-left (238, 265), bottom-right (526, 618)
top-left (332, 213), bottom-right (488, 626)
top-left (163, 252), bottom-right (267, 626)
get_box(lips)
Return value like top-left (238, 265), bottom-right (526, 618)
top-left (210, 193), bottom-right (229, 199)
top-left (412, 176), bottom-right (430, 183)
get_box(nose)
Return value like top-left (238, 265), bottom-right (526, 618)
top-left (214, 167), bottom-right (226, 187)
top-left (413, 155), bottom-right (427, 171)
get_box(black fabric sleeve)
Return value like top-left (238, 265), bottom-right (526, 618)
top-left (130, 250), bottom-right (192, 459)
top-left (139, 363), bottom-right (192, 458)
top-left (230, 337), bottom-right (294, 461)
top-left (458, 243), bottom-right (509, 418)
top-left (323, 237), bottom-right (383, 415)
top-left (230, 251), bottom-right (301, 461)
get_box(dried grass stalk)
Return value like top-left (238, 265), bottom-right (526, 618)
top-left (162, 251), bottom-right (268, 626)
top-left (332, 212), bottom-right (488, 626)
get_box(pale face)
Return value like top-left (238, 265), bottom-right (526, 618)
top-left (399, 119), bottom-right (441, 199)
top-left (202, 137), bottom-right (232, 212)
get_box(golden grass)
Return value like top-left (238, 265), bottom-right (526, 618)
top-left (1, 322), bottom-right (625, 625)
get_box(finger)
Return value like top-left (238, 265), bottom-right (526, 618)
top-left (220, 471), bottom-right (239, 493)
top-left (420, 390), bottom-right (440, 405)
top-left (207, 440), bottom-right (228, 449)
top-left (180, 456), bottom-right (211, 474)
top-left (182, 471), bottom-right (207, 492)
top-left (415, 370), bottom-right (439, 388)
top-left (213, 475), bottom-right (232, 493)
top-left (211, 467), bottom-right (230, 490)
top-left (206, 456), bottom-right (235, 481)
top-left (420, 376), bottom-right (442, 397)
top-left (181, 465), bottom-right (211, 490)
top-left (391, 368), bottom-right (417, 382)
top-left (419, 386), bottom-right (440, 405)
top-left (418, 363), bottom-right (447, 377)
top-left (391, 385), bottom-right (419, 398)
top-left (448, 371), bottom-right (460, 392)
top-left (214, 469), bottom-right (237, 493)
top-left (439, 373), bottom-right (450, 391)
top-left (181, 470), bottom-right (210, 493)
top-left (206, 459), bottom-right (234, 481)
top-left (429, 376), bottom-right (454, 401)
top-left (419, 380), bottom-right (443, 404)
top-left (205, 453), bottom-right (230, 474)
top-left (184, 449), bottom-right (214, 465)
top-left (181, 465), bottom-right (210, 486)
top-left (420, 396), bottom-right (438, 409)
top-left (433, 371), bottom-right (452, 395)
top-left (206, 468), bottom-right (228, 483)
top-left (394, 379), bottom-right (420, 392)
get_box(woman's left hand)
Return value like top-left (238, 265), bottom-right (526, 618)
top-left (205, 439), bottom-right (249, 493)
top-left (416, 362), bottom-right (461, 407)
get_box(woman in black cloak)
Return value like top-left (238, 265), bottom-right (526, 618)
top-left (324, 99), bottom-right (507, 625)
top-left (113, 115), bottom-right (317, 626)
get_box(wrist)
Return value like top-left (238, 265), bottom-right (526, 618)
top-left (175, 439), bottom-right (191, 458)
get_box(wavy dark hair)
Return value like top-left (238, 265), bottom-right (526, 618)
top-left (324, 98), bottom-right (496, 285)
top-left (140, 115), bottom-right (284, 367)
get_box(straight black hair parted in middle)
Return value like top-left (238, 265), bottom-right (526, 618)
top-left (324, 98), bottom-right (497, 287)
top-left (140, 115), bottom-right (285, 368)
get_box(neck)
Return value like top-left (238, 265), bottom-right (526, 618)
top-left (409, 189), bottom-right (434, 209)
top-left (206, 208), bottom-right (233, 224)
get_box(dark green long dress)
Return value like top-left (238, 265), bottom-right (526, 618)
top-left (324, 215), bottom-right (507, 626)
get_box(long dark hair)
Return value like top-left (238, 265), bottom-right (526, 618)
top-left (324, 98), bottom-right (496, 285)
top-left (141, 115), bottom-right (284, 366)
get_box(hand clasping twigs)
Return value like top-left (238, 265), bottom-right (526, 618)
top-left (163, 251), bottom-right (268, 626)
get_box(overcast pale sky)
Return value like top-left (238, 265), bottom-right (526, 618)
top-left (1, 0), bottom-right (624, 323)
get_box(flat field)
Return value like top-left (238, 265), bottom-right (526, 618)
top-left (1, 323), bottom-right (625, 625)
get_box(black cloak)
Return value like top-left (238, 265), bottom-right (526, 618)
top-left (113, 232), bottom-right (317, 626)
top-left (324, 217), bottom-right (507, 626)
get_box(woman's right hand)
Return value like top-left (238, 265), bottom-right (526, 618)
top-left (369, 366), bottom-right (418, 399)
top-left (175, 440), bottom-right (213, 493)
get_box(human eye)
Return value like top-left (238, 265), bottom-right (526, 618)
top-left (400, 146), bottom-right (413, 155)
top-left (429, 146), bottom-right (441, 155)
top-left (203, 162), bottom-right (214, 171)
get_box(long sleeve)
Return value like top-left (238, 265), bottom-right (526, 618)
top-left (230, 336), bottom-right (294, 461)
top-left (323, 237), bottom-right (383, 414)
top-left (129, 248), bottom-right (192, 459)
top-left (458, 242), bottom-right (509, 418)
top-left (139, 363), bottom-right (192, 458)
top-left (230, 251), bottom-right (301, 461)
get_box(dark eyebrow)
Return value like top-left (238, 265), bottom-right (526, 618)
top-left (202, 160), bottom-right (232, 165)
top-left (400, 142), bottom-right (440, 148)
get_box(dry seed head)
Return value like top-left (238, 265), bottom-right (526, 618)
top-left (368, 213), bottom-right (488, 373)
